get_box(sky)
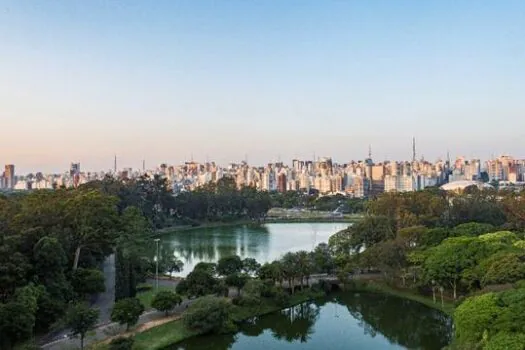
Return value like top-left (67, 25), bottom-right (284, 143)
top-left (1, 0), bottom-right (524, 173)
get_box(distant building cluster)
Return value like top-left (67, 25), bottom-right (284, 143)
top-left (4, 153), bottom-right (525, 196)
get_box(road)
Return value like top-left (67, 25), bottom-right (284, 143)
top-left (39, 254), bottom-right (116, 346)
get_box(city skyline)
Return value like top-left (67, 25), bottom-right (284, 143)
top-left (2, 1), bottom-right (524, 173)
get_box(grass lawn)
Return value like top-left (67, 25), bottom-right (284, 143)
top-left (137, 285), bottom-right (177, 309)
top-left (131, 289), bottom-right (323, 350)
top-left (132, 319), bottom-right (200, 350)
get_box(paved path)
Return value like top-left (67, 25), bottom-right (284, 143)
top-left (41, 298), bottom-right (194, 350)
top-left (39, 255), bottom-right (116, 345)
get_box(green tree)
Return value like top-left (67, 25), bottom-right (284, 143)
top-left (482, 252), bottom-right (525, 287)
top-left (225, 273), bottom-right (248, 295)
top-left (454, 293), bottom-right (500, 345)
top-left (485, 332), bottom-right (525, 350)
top-left (66, 190), bottom-right (119, 270)
top-left (183, 296), bottom-right (234, 334)
top-left (183, 270), bottom-right (220, 298)
top-left (71, 268), bottom-right (105, 298)
top-left (423, 237), bottom-right (489, 299)
top-left (111, 298), bottom-right (145, 331)
top-left (151, 291), bottom-right (182, 316)
top-left (65, 303), bottom-right (99, 350)
top-left (241, 258), bottom-right (261, 275)
top-left (451, 222), bottom-right (495, 237)
top-left (217, 255), bottom-right (243, 276)
top-left (281, 252), bottom-right (299, 294)
top-left (311, 243), bottom-right (334, 274)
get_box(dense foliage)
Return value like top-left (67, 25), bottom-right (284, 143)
top-left (328, 188), bottom-right (525, 349)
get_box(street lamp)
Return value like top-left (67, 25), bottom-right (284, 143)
top-left (154, 238), bottom-right (160, 290)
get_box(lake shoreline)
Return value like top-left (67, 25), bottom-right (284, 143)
top-left (130, 289), bottom-right (324, 350)
top-left (153, 216), bottom-right (360, 236)
top-left (343, 279), bottom-right (455, 315)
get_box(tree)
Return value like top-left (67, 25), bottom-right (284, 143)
top-left (217, 255), bottom-right (243, 276)
top-left (165, 256), bottom-right (184, 278)
top-left (225, 273), bottom-right (248, 295)
top-left (71, 268), bottom-right (105, 298)
top-left (193, 262), bottom-right (217, 275)
top-left (66, 190), bottom-right (119, 270)
top-left (295, 251), bottom-right (313, 288)
top-left (451, 222), bottom-right (495, 237)
top-left (65, 303), bottom-right (99, 350)
top-left (111, 298), bottom-right (145, 331)
top-left (485, 332), bottom-right (525, 350)
top-left (281, 252), bottom-right (299, 294)
top-left (454, 293), bottom-right (500, 345)
top-left (349, 215), bottom-right (394, 251)
top-left (482, 252), bottom-right (525, 287)
top-left (311, 243), bottom-right (334, 274)
top-left (183, 296), bottom-right (234, 334)
top-left (423, 237), bottom-right (490, 299)
top-left (242, 258), bottom-right (261, 275)
top-left (151, 291), bottom-right (182, 316)
top-left (183, 270), bottom-right (220, 298)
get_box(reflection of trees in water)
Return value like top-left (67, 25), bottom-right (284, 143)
top-left (241, 302), bottom-right (320, 343)
top-left (339, 293), bottom-right (452, 350)
top-left (160, 225), bottom-right (271, 266)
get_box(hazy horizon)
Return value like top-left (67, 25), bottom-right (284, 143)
top-left (1, 1), bottom-right (524, 174)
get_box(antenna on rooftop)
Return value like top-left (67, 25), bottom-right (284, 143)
top-left (412, 137), bottom-right (416, 162)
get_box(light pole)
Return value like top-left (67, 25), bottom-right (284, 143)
top-left (154, 238), bottom-right (160, 290)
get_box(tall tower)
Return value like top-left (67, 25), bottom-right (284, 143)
top-left (142, 159), bottom-right (145, 172)
top-left (114, 155), bottom-right (117, 174)
top-left (412, 137), bottom-right (416, 162)
top-left (368, 144), bottom-right (372, 160)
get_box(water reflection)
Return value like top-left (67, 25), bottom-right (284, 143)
top-left (174, 292), bottom-right (452, 350)
top-left (158, 223), bottom-right (348, 277)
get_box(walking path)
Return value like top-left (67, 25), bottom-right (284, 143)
top-left (41, 298), bottom-right (193, 350)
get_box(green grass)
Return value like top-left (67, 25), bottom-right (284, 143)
top-left (137, 285), bottom-right (176, 309)
top-left (130, 289), bottom-right (323, 350)
top-left (344, 280), bottom-right (456, 315)
top-left (132, 319), bottom-right (200, 350)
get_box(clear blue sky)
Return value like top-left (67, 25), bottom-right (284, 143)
top-left (1, 0), bottom-right (524, 173)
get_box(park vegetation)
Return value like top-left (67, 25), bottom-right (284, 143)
top-left (328, 187), bottom-right (525, 350)
top-left (0, 175), bottom-right (275, 349)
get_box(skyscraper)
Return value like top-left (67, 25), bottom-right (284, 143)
top-left (4, 164), bottom-right (15, 189)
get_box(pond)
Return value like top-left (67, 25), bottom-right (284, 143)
top-left (173, 292), bottom-right (453, 350)
top-left (159, 223), bottom-right (349, 277)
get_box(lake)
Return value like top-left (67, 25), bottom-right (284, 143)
top-left (173, 292), bottom-right (453, 350)
top-left (159, 223), bottom-right (349, 277)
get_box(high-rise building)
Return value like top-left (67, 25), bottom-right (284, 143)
top-left (277, 172), bottom-right (287, 193)
top-left (4, 164), bottom-right (15, 189)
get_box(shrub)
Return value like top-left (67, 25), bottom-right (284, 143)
top-left (183, 296), bottom-right (235, 334)
top-left (151, 291), bottom-right (182, 316)
top-left (111, 298), bottom-right (145, 331)
top-left (109, 337), bottom-right (134, 350)
top-left (273, 290), bottom-right (291, 307)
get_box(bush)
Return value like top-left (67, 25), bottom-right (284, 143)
top-left (109, 337), bottom-right (134, 350)
top-left (273, 289), bottom-right (291, 307)
top-left (111, 298), bottom-right (145, 331)
top-left (151, 291), bottom-right (182, 315)
top-left (231, 295), bottom-right (260, 306)
top-left (261, 284), bottom-right (277, 298)
top-left (183, 296), bottom-right (235, 334)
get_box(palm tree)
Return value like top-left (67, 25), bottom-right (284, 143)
top-left (281, 253), bottom-right (299, 294)
top-left (295, 251), bottom-right (313, 289)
